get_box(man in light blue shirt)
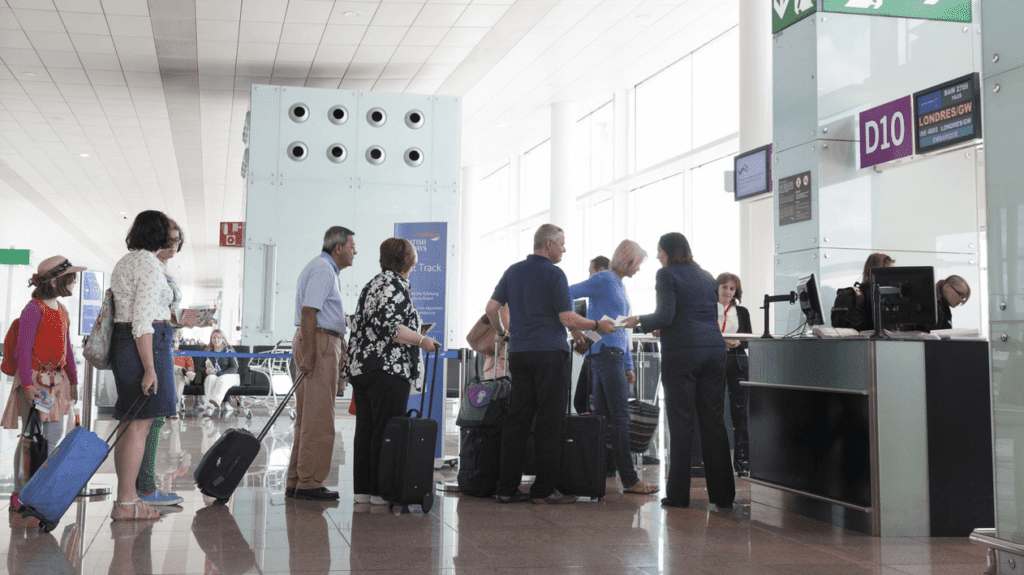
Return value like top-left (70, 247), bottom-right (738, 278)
top-left (287, 226), bottom-right (356, 501)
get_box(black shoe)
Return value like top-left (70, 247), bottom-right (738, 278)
top-left (285, 487), bottom-right (295, 498)
top-left (294, 487), bottom-right (340, 500)
top-left (495, 491), bottom-right (530, 504)
top-left (642, 456), bottom-right (660, 465)
top-left (660, 497), bottom-right (689, 509)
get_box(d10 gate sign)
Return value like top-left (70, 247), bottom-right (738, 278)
top-left (859, 96), bottom-right (913, 169)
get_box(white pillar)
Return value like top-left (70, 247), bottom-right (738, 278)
top-left (613, 90), bottom-right (631, 239)
top-left (739, 0), bottom-right (774, 334)
top-left (550, 101), bottom-right (579, 270)
top-left (459, 165), bottom-right (480, 343)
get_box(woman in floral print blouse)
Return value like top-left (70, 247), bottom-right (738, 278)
top-left (343, 237), bottom-right (440, 505)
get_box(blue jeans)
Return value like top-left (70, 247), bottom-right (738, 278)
top-left (590, 348), bottom-right (639, 487)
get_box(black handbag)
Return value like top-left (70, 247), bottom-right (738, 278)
top-left (15, 407), bottom-right (49, 489)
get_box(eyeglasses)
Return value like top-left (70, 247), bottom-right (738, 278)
top-left (949, 285), bottom-right (968, 303)
top-left (168, 236), bottom-right (181, 246)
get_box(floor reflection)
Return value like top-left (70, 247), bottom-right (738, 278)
top-left (0, 402), bottom-right (990, 575)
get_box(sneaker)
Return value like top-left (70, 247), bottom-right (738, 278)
top-left (354, 494), bottom-right (371, 503)
top-left (203, 408), bottom-right (214, 418)
top-left (137, 489), bottom-right (184, 506)
top-left (369, 496), bottom-right (386, 505)
top-left (531, 489), bottom-right (577, 505)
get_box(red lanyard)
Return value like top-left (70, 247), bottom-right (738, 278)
top-left (721, 303), bottom-right (732, 333)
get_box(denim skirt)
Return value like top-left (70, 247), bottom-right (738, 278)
top-left (110, 323), bottom-right (177, 420)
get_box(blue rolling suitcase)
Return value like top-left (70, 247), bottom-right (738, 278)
top-left (20, 396), bottom-right (149, 532)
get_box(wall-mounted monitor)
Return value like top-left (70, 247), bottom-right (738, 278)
top-left (913, 73), bottom-right (982, 155)
top-left (734, 144), bottom-right (772, 201)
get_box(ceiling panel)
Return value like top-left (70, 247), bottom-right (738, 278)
top-left (0, 0), bottom-right (737, 305)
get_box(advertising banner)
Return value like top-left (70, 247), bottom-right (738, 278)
top-left (821, 0), bottom-right (970, 23)
top-left (859, 96), bottom-right (913, 169)
top-left (79, 270), bottom-right (104, 335)
top-left (394, 222), bottom-right (447, 459)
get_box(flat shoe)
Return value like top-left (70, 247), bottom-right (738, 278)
top-left (111, 499), bottom-right (162, 521)
top-left (623, 480), bottom-right (659, 495)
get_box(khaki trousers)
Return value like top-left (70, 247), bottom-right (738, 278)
top-left (287, 328), bottom-right (342, 490)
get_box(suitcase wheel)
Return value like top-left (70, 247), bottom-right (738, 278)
top-left (39, 519), bottom-right (57, 533)
top-left (245, 410), bottom-right (252, 419)
top-left (421, 491), bottom-right (434, 514)
top-left (289, 408), bottom-right (296, 420)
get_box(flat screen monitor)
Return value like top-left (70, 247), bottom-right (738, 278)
top-left (913, 73), bottom-right (982, 156)
top-left (734, 144), bottom-right (772, 201)
top-left (796, 273), bottom-right (824, 327)
top-left (573, 298), bottom-right (587, 318)
top-left (870, 266), bottom-right (937, 330)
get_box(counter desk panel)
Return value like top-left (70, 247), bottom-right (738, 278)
top-left (745, 338), bottom-right (992, 537)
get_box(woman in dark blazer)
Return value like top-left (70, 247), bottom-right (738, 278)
top-left (716, 272), bottom-right (752, 476)
top-left (625, 233), bottom-right (735, 509)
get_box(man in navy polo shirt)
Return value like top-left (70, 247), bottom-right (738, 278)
top-left (486, 223), bottom-right (617, 504)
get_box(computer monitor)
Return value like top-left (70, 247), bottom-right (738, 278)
top-left (573, 298), bottom-right (587, 318)
top-left (796, 273), bottom-right (825, 327)
top-left (869, 266), bottom-right (937, 330)
top-left (734, 144), bottom-right (772, 201)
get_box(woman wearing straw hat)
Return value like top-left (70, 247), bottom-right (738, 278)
top-left (2, 255), bottom-right (85, 521)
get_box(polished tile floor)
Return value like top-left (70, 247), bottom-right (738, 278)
top-left (0, 400), bottom-right (990, 575)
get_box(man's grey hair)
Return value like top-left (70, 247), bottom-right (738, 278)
top-left (533, 223), bottom-right (564, 250)
top-left (323, 226), bottom-right (354, 253)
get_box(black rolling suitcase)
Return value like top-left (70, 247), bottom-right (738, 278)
top-left (194, 373), bottom-right (305, 502)
top-left (378, 350), bottom-right (441, 512)
top-left (557, 409), bottom-right (607, 501)
top-left (457, 343), bottom-right (509, 497)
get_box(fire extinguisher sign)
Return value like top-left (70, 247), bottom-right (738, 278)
top-left (220, 222), bottom-right (245, 247)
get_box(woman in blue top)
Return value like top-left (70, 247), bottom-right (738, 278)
top-left (625, 232), bottom-right (735, 509)
top-left (569, 240), bottom-right (658, 495)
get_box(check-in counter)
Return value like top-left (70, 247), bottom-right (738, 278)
top-left (744, 338), bottom-right (993, 537)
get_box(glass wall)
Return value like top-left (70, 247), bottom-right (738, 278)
top-left (465, 26), bottom-right (742, 327)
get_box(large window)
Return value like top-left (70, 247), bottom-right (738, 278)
top-left (582, 197), bottom-right (615, 268)
top-left (689, 155), bottom-right (740, 279)
top-left (628, 174), bottom-right (685, 313)
top-left (692, 29), bottom-right (739, 148)
top-left (520, 140), bottom-right (550, 218)
top-left (479, 164), bottom-right (511, 226)
top-left (635, 57), bottom-right (691, 171)
top-left (579, 102), bottom-right (614, 191)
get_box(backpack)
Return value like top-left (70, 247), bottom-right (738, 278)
top-left (1, 300), bottom-right (47, 377)
top-left (831, 283), bottom-right (868, 331)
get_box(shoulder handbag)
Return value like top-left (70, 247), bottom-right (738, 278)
top-left (81, 289), bottom-right (114, 369)
top-left (456, 341), bottom-right (510, 428)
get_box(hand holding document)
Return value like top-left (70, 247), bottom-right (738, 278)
top-left (602, 315), bottom-right (630, 329)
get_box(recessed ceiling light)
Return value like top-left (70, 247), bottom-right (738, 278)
top-left (78, 153), bottom-right (91, 157)
top-left (343, 11), bottom-right (361, 17)
top-left (22, 71), bottom-right (38, 77)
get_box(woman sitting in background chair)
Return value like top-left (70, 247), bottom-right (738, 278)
top-left (202, 329), bottom-right (239, 417)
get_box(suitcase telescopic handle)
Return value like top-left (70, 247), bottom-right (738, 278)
top-left (412, 348), bottom-right (441, 420)
top-left (104, 395), bottom-right (151, 448)
top-left (256, 372), bottom-right (305, 442)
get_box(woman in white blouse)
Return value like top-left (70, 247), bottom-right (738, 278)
top-left (716, 272), bottom-right (752, 476)
top-left (108, 210), bottom-right (181, 521)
